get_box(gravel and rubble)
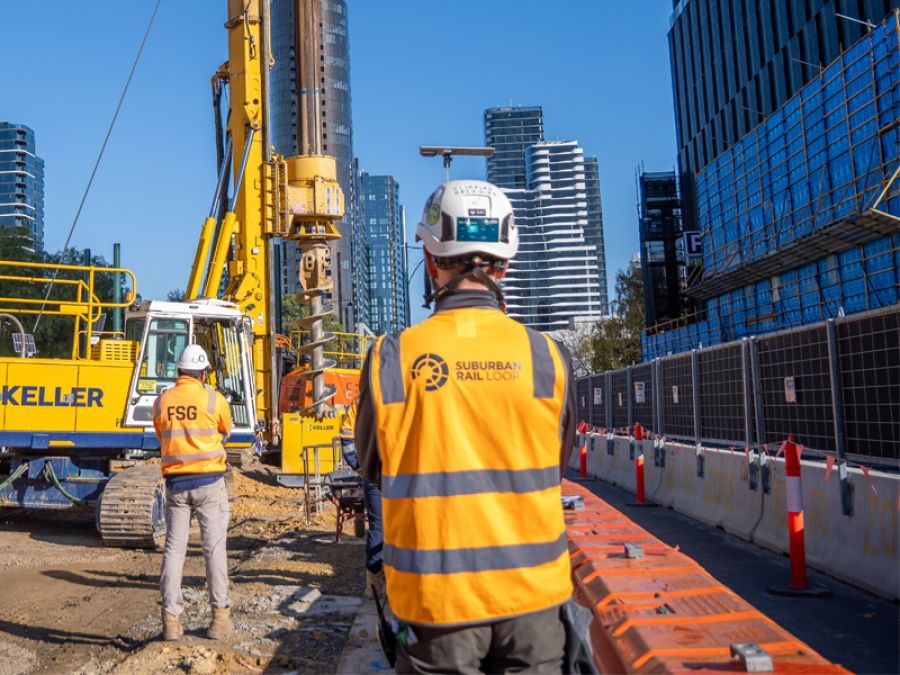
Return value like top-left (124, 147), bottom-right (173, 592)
top-left (0, 461), bottom-right (370, 674)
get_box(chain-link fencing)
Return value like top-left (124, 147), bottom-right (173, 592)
top-left (576, 305), bottom-right (900, 468)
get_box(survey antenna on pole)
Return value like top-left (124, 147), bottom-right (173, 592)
top-left (419, 146), bottom-right (494, 181)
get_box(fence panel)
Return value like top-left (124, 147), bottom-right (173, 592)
top-left (757, 325), bottom-right (836, 452)
top-left (661, 353), bottom-right (694, 438)
top-left (575, 377), bottom-right (590, 426)
top-left (838, 310), bottom-right (900, 464)
top-left (611, 369), bottom-right (629, 430)
top-left (588, 375), bottom-right (606, 429)
top-left (698, 344), bottom-right (747, 444)
top-left (631, 363), bottom-right (654, 431)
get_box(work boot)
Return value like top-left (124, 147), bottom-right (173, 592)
top-left (366, 568), bottom-right (386, 599)
top-left (162, 611), bottom-right (183, 641)
top-left (207, 607), bottom-right (233, 640)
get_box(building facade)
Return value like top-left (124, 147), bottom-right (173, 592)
top-left (270, 0), bottom-right (359, 329)
top-left (644, 13), bottom-right (900, 358)
top-left (359, 173), bottom-right (409, 335)
top-left (638, 170), bottom-right (688, 326)
top-left (0, 122), bottom-right (44, 252)
top-left (501, 141), bottom-right (608, 332)
top-left (484, 106), bottom-right (544, 189)
top-left (583, 156), bottom-right (609, 314)
top-left (669, 0), bottom-right (899, 232)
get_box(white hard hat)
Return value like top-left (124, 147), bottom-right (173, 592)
top-left (176, 344), bottom-right (210, 371)
top-left (415, 180), bottom-right (518, 260)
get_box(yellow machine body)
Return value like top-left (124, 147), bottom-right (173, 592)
top-left (0, 357), bottom-right (137, 437)
top-left (281, 413), bottom-right (342, 479)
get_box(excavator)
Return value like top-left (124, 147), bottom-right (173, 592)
top-left (0, 0), bottom-right (354, 547)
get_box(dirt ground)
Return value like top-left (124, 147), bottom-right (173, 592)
top-left (0, 462), bottom-right (367, 674)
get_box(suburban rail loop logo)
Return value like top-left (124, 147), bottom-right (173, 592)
top-left (411, 354), bottom-right (449, 391)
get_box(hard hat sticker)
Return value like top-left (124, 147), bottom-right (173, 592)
top-left (456, 217), bottom-right (499, 243)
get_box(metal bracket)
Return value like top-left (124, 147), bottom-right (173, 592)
top-left (696, 445), bottom-right (705, 477)
top-left (654, 439), bottom-right (666, 468)
top-left (606, 436), bottom-right (615, 456)
top-left (839, 462), bottom-right (855, 516)
top-left (761, 455), bottom-right (771, 494)
top-left (730, 643), bottom-right (773, 672)
top-left (629, 440), bottom-right (635, 461)
top-left (624, 543), bottom-right (644, 559)
top-left (749, 451), bottom-right (759, 491)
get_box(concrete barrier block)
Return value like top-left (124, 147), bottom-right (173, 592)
top-left (802, 463), bottom-right (899, 600)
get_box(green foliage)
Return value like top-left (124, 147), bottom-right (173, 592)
top-left (280, 294), bottom-right (309, 334)
top-left (590, 262), bottom-right (645, 372)
top-left (166, 289), bottom-right (186, 302)
top-left (0, 232), bottom-right (125, 358)
top-left (280, 294), bottom-right (345, 335)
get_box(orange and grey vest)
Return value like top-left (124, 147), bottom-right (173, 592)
top-left (369, 306), bottom-right (572, 626)
top-left (153, 376), bottom-right (232, 476)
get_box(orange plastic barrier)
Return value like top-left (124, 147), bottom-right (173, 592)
top-left (563, 480), bottom-right (849, 674)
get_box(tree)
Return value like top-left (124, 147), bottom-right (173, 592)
top-left (280, 294), bottom-right (344, 336)
top-left (166, 289), bottom-right (186, 302)
top-left (590, 261), bottom-right (645, 372)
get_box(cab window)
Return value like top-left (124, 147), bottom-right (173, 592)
top-left (137, 318), bottom-right (189, 394)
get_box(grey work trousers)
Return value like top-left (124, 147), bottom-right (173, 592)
top-left (160, 478), bottom-right (230, 616)
top-left (395, 604), bottom-right (566, 675)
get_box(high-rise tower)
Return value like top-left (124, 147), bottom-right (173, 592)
top-left (502, 141), bottom-right (607, 332)
top-left (669, 0), bottom-right (899, 232)
top-left (484, 106), bottom-right (543, 189)
top-left (0, 122), bottom-right (44, 252)
top-left (359, 173), bottom-right (409, 335)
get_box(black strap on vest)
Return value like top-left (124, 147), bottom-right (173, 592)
top-left (423, 255), bottom-right (506, 311)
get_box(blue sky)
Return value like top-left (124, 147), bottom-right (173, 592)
top-left (3, 1), bottom-right (677, 325)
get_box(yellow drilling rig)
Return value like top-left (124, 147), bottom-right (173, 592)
top-left (0, 0), bottom-right (355, 546)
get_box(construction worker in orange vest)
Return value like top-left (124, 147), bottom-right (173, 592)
top-left (153, 344), bottom-right (233, 641)
top-left (355, 180), bottom-right (576, 674)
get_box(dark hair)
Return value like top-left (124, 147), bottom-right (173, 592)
top-left (178, 368), bottom-right (205, 379)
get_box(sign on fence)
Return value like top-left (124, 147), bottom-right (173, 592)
top-left (634, 381), bottom-right (646, 403)
top-left (593, 387), bottom-right (602, 405)
top-left (672, 385), bottom-right (679, 404)
top-left (784, 376), bottom-right (797, 403)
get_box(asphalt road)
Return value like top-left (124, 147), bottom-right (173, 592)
top-left (570, 474), bottom-right (900, 675)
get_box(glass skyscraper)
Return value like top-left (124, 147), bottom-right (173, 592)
top-left (484, 107), bottom-right (608, 330)
top-left (359, 173), bottom-right (409, 335)
top-left (270, 0), bottom-right (358, 329)
top-left (501, 141), bottom-right (608, 332)
top-left (0, 122), bottom-right (44, 252)
top-left (484, 107), bottom-right (544, 189)
top-left (669, 0), bottom-right (899, 230)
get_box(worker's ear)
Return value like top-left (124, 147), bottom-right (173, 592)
top-left (424, 251), bottom-right (438, 280)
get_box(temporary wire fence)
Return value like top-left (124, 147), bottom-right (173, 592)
top-left (577, 304), bottom-right (900, 469)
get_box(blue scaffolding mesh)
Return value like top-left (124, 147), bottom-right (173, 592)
top-left (644, 13), bottom-right (900, 361)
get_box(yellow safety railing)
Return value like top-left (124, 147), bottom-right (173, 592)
top-left (0, 260), bottom-right (136, 360)
top-left (289, 330), bottom-right (375, 370)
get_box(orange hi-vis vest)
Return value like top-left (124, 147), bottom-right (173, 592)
top-left (153, 376), bottom-right (232, 476)
top-left (369, 306), bottom-right (573, 626)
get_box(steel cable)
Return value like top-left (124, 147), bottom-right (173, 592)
top-left (33, 0), bottom-right (162, 332)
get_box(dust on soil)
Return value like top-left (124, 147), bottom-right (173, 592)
top-left (0, 461), bottom-right (367, 674)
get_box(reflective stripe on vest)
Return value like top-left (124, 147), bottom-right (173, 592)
top-left (163, 449), bottom-right (227, 465)
top-left (159, 428), bottom-right (222, 439)
top-left (381, 466), bottom-right (560, 499)
top-left (370, 309), bottom-right (572, 626)
top-left (384, 532), bottom-right (568, 575)
top-left (204, 384), bottom-right (217, 414)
